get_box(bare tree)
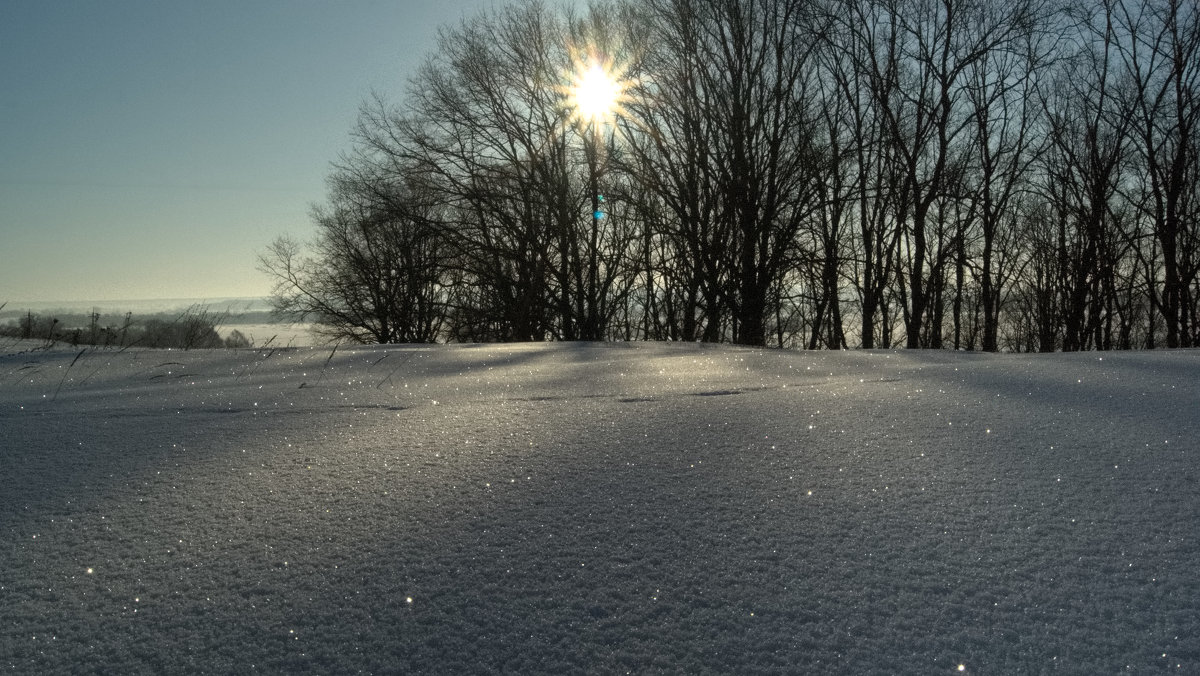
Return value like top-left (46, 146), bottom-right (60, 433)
top-left (1116, 0), bottom-right (1200, 347)
top-left (259, 170), bottom-right (449, 344)
top-left (841, 0), bottom-right (1045, 347)
top-left (623, 0), bottom-right (734, 342)
top-left (820, 1), bottom-right (906, 348)
top-left (960, 2), bottom-right (1055, 350)
top-left (351, 0), bottom-right (646, 341)
top-left (259, 0), bottom-right (1200, 352)
top-left (631, 0), bottom-right (826, 346)
top-left (1035, 0), bottom-right (1137, 351)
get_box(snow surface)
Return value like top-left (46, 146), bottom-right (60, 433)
top-left (1, 340), bottom-right (1197, 674)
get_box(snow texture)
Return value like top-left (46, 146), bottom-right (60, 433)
top-left (1, 340), bottom-right (1198, 674)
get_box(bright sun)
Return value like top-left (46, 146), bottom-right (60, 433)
top-left (568, 58), bottom-right (624, 126)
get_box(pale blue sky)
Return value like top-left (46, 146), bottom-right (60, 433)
top-left (0, 0), bottom-right (513, 303)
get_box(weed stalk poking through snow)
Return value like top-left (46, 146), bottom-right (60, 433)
top-left (313, 344), bottom-right (338, 387)
top-left (52, 348), bottom-right (87, 401)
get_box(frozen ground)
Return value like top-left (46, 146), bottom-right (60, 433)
top-left (1, 340), bottom-right (1197, 674)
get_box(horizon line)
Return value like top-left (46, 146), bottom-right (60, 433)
top-left (1, 296), bottom-right (271, 311)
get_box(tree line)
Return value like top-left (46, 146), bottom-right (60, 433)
top-left (0, 306), bottom-right (252, 350)
top-left (260, 0), bottom-right (1200, 350)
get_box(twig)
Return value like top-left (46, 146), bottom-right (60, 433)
top-left (376, 352), bottom-right (411, 389)
top-left (52, 348), bottom-right (87, 401)
top-left (313, 344), bottom-right (338, 387)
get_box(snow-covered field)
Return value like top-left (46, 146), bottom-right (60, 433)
top-left (1, 340), bottom-right (1197, 674)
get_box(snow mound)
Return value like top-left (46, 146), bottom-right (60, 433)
top-left (2, 343), bottom-right (1198, 673)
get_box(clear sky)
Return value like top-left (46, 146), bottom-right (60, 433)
top-left (0, 0), bottom-right (512, 303)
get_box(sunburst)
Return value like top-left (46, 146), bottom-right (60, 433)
top-left (564, 52), bottom-right (629, 129)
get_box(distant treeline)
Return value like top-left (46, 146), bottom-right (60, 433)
top-left (0, 306), bottom-right (254, 349)
top-left (261, 0), bottom-right (1200, 350)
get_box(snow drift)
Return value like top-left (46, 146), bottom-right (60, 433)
top-left (2, 341), bottom-right (1197, 674)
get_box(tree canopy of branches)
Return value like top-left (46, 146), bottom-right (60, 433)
top-left (261, 0), bottom-right (1200, 350)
